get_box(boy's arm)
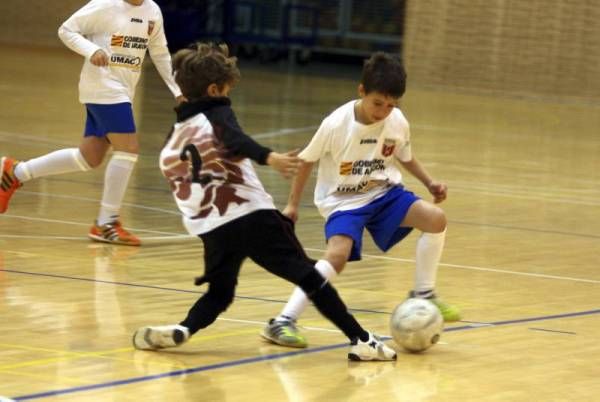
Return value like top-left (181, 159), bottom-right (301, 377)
top-left (399, 157), bottom-right (447, 203)
top-left (148, 13), bottom-right (183, 100)
top-left (212, 106), bottom-right (300, 178)
top-left (57, 1), bottom-right (105, 63)
top-left (283, 161), bottom-right (315, 222)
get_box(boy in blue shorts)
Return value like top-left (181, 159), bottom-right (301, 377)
top-left (262, 52), bottom-right (461, 348)
top-left (0, 0), bottom-right (184, 246)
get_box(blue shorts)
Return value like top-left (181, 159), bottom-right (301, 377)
top-left (324, 186), bottom-right (420, 261)
top-left (84, 103), bottom-right (136, 137)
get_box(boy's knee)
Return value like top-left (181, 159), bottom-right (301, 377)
top-left (324, 240), bottom-right (351, 273)
top-left (85, 156), bottom-right (103, 169)
top-left (324, 254), bottom-right (346, 273)
top-left (429, 206), bottom-right (447, 233)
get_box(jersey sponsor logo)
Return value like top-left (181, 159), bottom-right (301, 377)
top-left (131, 17), bottom-right (143, 23)
top-left (381, 139), bottom-right (396, 157)
top-left (111, 34), bottom-right (149, 50)
top-left (339, 161), bottom-right (352, 175)
top-left (148, 20), bottom-right (155, 35)
top-left (347, 159), bottom-right (385, 176)
top-left (109, 53), bottom-right (142, 70)
top-left (360, 138), bottom-right (377, 144)
top-left (335, 180), bottom-right (386, 193)
top-left (111, 35), bottom-right (125, 47)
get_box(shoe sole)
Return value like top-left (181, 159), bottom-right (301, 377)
top-left (133, 327), bottom-right (187, 350)
top-left (347, 353), bottom-right (397, 361)
top-left (260, 332), bottom-right (308, 348)
top-left (132, 328), bottom-right (156, 350)
top-left (88, 233), bottom-right (141, 247)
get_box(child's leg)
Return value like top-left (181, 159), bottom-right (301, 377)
top-left (84, 103), bottom-right (140, 245)
top-left (276, 259), bottom-right (336, 323)
top-left (179, 268), bottom-right (242, 334)
top-left (400, 200), bottom-right (460, 321)
top-left (97, 150), bottom-right (138, 225)
top-left (2, 147), bottom-right (94, 213)
top-left (276, 232), bottom-right (354, 323)
top-left (133, 230), bottom-right (244, 350)
top-left (248, 210), bottom-right (395, 359)
top-left (14, 148), bottom-right (94, 183)
top-left (414, 228), bottom-right (446, 295)
top-left (399, 200), bottom-right (447, 295)
top-left (277, 208), bottom-right (366, 323)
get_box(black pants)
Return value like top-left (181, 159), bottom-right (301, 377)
top-left (180, 209), bottom-right (366, 341)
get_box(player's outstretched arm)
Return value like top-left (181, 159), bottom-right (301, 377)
top-left (266, 149), bottom-right (301, 180)
top-left (282, 161), bottom-right (314, 222)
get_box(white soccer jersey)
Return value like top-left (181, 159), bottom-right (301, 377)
top-left (58, 0), bottom-right (181, 104)
top-left (300, 100), bottom-right (412, 218)
top-left (160, 113), bottom-right (276, 235)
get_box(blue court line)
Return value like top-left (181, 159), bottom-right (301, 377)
top-left (0, 268), bottom-right (388, 316)
top-left (9, 308), bottom-right (600, 401)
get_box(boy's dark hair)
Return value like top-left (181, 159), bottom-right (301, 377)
top-left (361, 52), bottom-right (406, 98)
top-left (172, 42), bottom-right (241, 100)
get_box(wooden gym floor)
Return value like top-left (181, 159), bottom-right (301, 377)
top-left (0, 44), bottom-right (599, 401)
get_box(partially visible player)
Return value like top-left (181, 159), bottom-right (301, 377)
top-left (131, 42), bottom-right (396, 361)
top-left (262, 52), bottom-right (461, 348)
top-left (0, 0), bottom-right (184, 246)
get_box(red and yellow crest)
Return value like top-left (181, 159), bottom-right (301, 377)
top-left (381, 139), bottom-right (396, 157)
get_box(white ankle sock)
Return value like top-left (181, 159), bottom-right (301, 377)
top-left (414, 228), bottom-right (446, 293)
top-left (97, 151), bottom-right (137, 225)
top-left (13, 148), bottom-right (91, 182)
top-left (277, 259), bottom-right (337, 322)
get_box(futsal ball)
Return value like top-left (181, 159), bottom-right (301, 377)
top-left (390, 298), bottom-right (444, 352)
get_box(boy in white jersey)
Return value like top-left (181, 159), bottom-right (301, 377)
top-left (262, 52), bottom-right (461, 348)
top-left (0, 0), bottom-right (183, 246)
top-left (131, 43), bottom-right (397, 361)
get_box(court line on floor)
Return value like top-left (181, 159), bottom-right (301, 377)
top-left (2, 266), bottom-right (597, 321)
top-left (304, 248), bottom-right (600, 284)
top-left (10, 308), bottom-right (600, 401)
top-left (2, 213), bottom-right (599, 284)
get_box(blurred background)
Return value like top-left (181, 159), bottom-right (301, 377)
top-left (1, 0), bottom-right (599, 103)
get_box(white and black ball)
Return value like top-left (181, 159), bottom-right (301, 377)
top-left (390, 298), bottom-right (444, 352)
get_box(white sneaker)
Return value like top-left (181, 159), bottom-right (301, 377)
top-left (348, 332), bottom-right (397, 361)
top-left (132, 324), bottom-right (190, 350)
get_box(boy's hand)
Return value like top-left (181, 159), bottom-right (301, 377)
top-left (175, 95), bottom-right (187, 104)
top-left (267, 149), bottom-right (301, 179)
top-left (428, 181), bottom-right (448, 203)
top-left (282, 204), bottom-right (299, 223)
top-left (90, 49), bottom-right (109, 66)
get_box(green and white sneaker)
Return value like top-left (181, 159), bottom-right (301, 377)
top-left (409, 290), bottom-right (461, 322)
top-left (261, 318), bottom-right (307, 348)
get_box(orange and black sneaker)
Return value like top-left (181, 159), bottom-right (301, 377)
top-left (0, 157), bottom-right (22, 213)
top-left (88, 220), bottom-right (141, 246)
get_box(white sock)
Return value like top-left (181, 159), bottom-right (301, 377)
top-left (277, 259), bottom-right (337, 322)
top-left (414, 228), bottom-right (446, 294)
top-left (13, 148), bottom-right (91, 182)
top-left (97, 151), bottom-right (137, 225)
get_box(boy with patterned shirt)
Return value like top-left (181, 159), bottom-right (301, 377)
top-left (263, 52), bottom-right (461, 348)
top-left (131, 43), bottom-right (397, 361)
top-left (0, 0), bottom-right (183, 245)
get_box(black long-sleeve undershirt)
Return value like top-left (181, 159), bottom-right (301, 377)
top-left (174, 97), bottom-right (272, 165)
